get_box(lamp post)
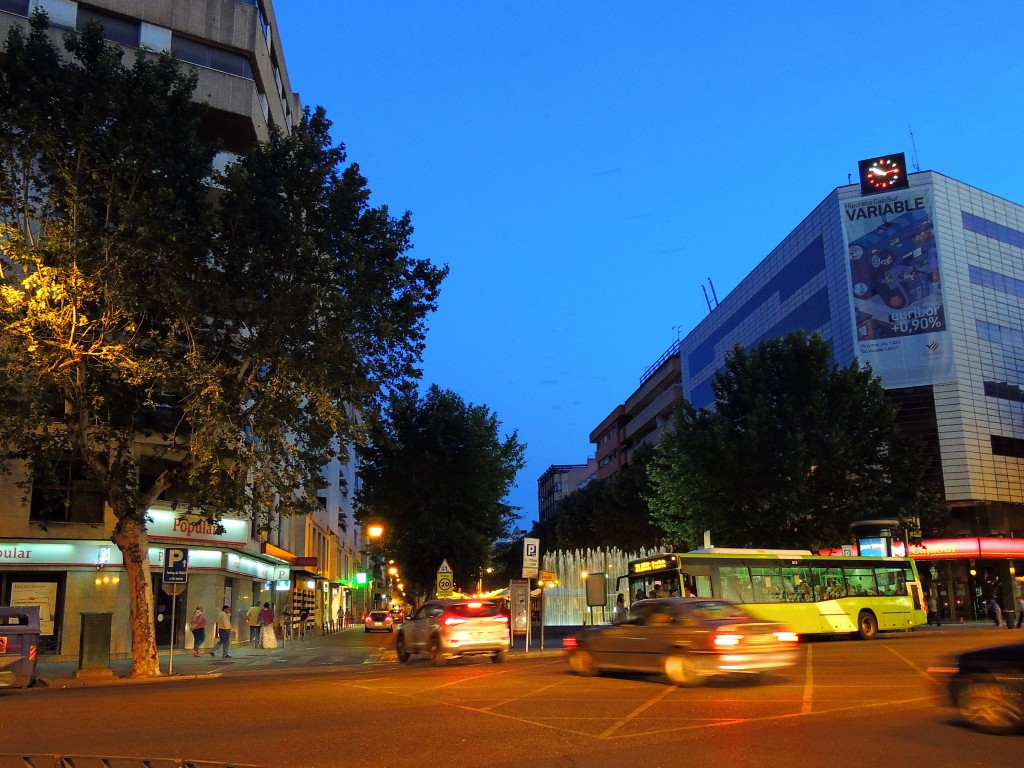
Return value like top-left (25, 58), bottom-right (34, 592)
top-left (581, 570), bottom-right (589, 626)
top-left (477, 566), bottom-right (494, 596)
top-left (366, 524), bottom-right (384, 610)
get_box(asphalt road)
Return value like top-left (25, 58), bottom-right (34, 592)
top-left (0, 626), bottom-right (1020, 768)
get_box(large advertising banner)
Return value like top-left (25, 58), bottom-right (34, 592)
top-left (841, 186), bottom-right (954, 386)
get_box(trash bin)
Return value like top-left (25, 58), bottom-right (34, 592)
top-left (0, 605), bottom-right (41, 689)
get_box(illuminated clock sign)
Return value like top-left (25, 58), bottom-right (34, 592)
top-left (858, 153), bottom-right (910, 195)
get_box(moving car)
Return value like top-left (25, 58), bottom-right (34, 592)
top-left (563, 597), bottom-right (800, 686)
top-left (396, 599), bottom-right (509, 665)
top-left (932, 642), bottom-right (1024, 735)
top-left (364, 610), bottom-right (394, 633)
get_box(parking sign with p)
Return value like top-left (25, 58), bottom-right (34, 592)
top-left (163, 547), bottom-right (189, 583)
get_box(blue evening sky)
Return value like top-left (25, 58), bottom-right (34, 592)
top-left (273, 2), bottom-right (1024, 526)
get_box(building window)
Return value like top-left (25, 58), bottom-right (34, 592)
top-left (992, 435), bottom-right (1024, 459)
top-left (0, 0), bottom-right (30, 17)
top-left (171, 36), bottom-right (254, 80)
top-left (30, 460), bottom-right (105, 525)
top-left (77, 9), bottom-right (141, 47)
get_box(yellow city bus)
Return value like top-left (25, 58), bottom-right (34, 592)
top-left (623, 549), bottom-right (927, 639)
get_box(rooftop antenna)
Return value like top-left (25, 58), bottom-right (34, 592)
top-left (908, 123), bottom-right (921, 172)
top-left (707, 277), bottom-right (720, 307)
top-left (701, 284), bottom-right (713, 314)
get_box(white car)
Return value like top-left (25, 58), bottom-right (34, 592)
top-left (396, 599), bottom-right (509, 665)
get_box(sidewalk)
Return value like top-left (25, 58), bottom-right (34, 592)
top-left (32, 625), bottom-right (568, 689)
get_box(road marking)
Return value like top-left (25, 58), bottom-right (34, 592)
top-left (801, 644), bottom-right (813, 714)
top-left (599, 684), bottom-right (679, 738)
top-left (479, 679), bottom-right (569, 711)
top-left (883, 643), bottom-right (934, 680)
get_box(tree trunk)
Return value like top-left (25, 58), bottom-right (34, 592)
top-left (111, 512), bottom-right (161, 678)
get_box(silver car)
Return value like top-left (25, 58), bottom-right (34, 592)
top-left (564, 597), bottom-right (800, 686)
top-left (396, 599), bottom-right (510, 665)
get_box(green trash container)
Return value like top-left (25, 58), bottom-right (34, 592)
top-left (0, 605), bottom-right (40, 689)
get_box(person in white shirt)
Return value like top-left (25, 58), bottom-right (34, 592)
top-left (209, 605), bottom-right (233, 658)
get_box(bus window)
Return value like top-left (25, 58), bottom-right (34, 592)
top-left (811, 566), bottom-right (845, 600)
top-left (694, 575), bottom-right (713, 598)
top-left (780, 565), bottom-right (812, 602)
top-left (875, 566), bottom-right (908, 596)
top-left (749, 566), bottom-right (785, 603)
top-left (719, 565), bottom-right (753, 604)
top-left (843, 567), bottom-right (878, 596)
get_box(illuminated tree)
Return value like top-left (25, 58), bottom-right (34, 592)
top-left (0, 15), bottom-right (445, 676)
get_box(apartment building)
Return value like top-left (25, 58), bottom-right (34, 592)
top-left (0, 0), bottom-right (364, 659)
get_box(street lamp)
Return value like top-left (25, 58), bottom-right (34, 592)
top-left (476, 566), bottom-right (494, 596)
top-left (581, 571), bottom-right (590, 626)
top-left (365, 524), bottom-right (384, 610)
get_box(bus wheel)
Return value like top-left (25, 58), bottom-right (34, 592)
top-left (664, 653), bottom-right (706, 687)
top-left (857, 610), bottom-right (879, 640)
top-left (568, 649), bottom-right (596, 676)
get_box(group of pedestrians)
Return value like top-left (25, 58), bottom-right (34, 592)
top-left (186, 601), bottom-right (280, 658)
top-left (984, 595), bottom-right (1024, 628)
top-left (925, 593), bottom-right (1024, 628)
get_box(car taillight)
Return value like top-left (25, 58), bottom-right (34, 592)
top-left (492, 614), bottom-right (509, 623)
top-left (443, 615), bottom-right (467, 626)
top-left (773, 630), bottom-right (799, 643)
top-left (713, 631), bottom-right (743, 647)
top-left (562, 636), bottom-right (578, 650)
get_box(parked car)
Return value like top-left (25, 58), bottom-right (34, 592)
top-left (396, 599), bottom-right (509, 665)
top-left (364, 610), bottom-right (394, 633)
top-left (932, 642), bottom-right (1024, 735)
top-left (563, 597), bottom-right (800, 687)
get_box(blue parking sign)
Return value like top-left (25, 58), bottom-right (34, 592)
top-left (163, 547), bottom-right (189, 583)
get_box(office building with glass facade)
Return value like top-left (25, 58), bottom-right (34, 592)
top-left (679, 167), bottom-right (1024, 621)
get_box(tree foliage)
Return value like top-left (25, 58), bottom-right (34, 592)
top-left (530, 445), bottom-right (667, 552)
top-left (647, 331), bottom-right (941, 551)
top-left (355, 385), bottom-right (525, 598)
top-left (0, 15), bottom-right (446, 676)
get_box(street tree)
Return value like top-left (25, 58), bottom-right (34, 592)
top-left (647, 331), bottom-right (940, 551)
top-left (355, 384), bottom-right (526, 598)
top-left (0, 16), bottom-right (446, 676)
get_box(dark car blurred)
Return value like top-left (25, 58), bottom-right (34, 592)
top-left (364, 610), bottom-right (394, 633)
top-left (397, 599), bottom-right (509, 665)
top-left (932, 642), bottom-right (1024, 735)
top-left (563, 597), bottom-right (799, 687)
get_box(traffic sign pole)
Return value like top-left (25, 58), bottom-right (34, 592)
top-left (162, 548), bottom-right (189, 676)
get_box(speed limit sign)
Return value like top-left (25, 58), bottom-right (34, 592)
top-left (436, 559), bottom-right (454, 597)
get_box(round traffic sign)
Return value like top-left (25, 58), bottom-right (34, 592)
top-left (437, 576), bottom-right (452, 592)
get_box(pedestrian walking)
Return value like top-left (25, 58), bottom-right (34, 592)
top-left (258, 602), bottom-right (277, 650)
top-left (188, 606), bottom-right (206, 657)
top-left (926, 594), bottom-right (941, 627)
top-left (246, 602), bottom-right (262, 647)
top-left (209, 604), bottom-right (233, 658)
top-left (988, 596), bottom-right (1002, 627)
top-left (612, 593), bottom-right (628, 624)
